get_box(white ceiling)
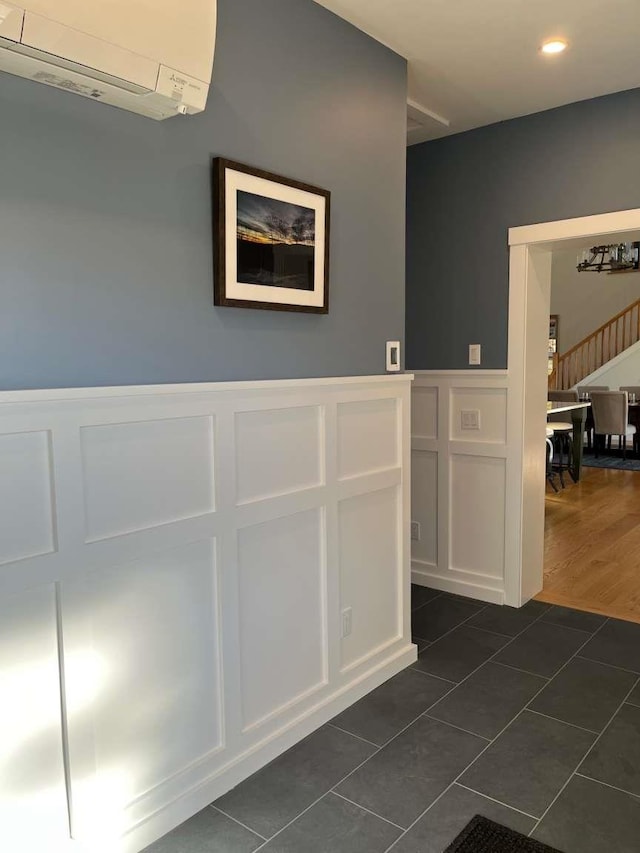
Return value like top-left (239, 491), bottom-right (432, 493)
top-left (314, 0), bottom-right (640, 144)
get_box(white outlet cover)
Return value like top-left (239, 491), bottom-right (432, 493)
top-left (386, 341), bottom-right (401, 372)
top-left (469, 344), bottom-right (481, 366)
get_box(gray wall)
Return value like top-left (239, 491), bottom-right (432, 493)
top-left (406, 88), bottom-right (640, 370)
top-left (0, 0), bottom-right (406, 390)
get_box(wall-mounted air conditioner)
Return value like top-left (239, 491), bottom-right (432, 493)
top-left (0, 0), bottom-right (216, 119)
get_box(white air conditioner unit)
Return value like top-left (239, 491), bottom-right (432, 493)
top-left (0, 0), bottom-right (216, 120)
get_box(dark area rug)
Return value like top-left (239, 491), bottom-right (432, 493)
top-left (444, 815), bottom-right (561, 853)
top-left (582, 452), bottom-right (640, 471)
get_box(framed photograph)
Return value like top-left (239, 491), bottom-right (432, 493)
top-left (212, 158), bottom-right (330, 313)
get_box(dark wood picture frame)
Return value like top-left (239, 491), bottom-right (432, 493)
top-left (212, 158), bottom-right (330, 313)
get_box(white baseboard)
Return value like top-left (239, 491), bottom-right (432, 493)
top-left (412, 564), bottom-right (505, 605)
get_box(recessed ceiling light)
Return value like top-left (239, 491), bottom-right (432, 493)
top-left (541, 39), bottom-right (568, 55)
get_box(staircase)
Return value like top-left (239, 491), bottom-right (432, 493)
top-left (550, 297), bottom-right (640, 389)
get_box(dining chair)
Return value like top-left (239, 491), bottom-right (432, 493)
top-left (619, 385), bottom-right (640, 399)
top-left (548, 390), bottom-right (579, 403)
top-left (547, 389), bottom-right (577, 483)
top-left (546, 427), bottom-right (559, 492)
top-left (576, 386), bottom-right (608, 450)
top-left (589, 391), bottom-right (637, 459)
top-left (576, 385), bottom-right (609, 397)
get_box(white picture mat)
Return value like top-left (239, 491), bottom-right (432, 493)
top-left (224, 170), bottom-right (326, 307)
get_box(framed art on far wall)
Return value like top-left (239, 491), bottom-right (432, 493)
top-left (212, 158), bottom-right (330, 313)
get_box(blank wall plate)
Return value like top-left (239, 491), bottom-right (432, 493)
top-left (386, 341), bottom-right (401, 372)
top-left (469, 344), bottom-right (481, 366)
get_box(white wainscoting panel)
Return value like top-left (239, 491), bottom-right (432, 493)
top-left (235, 406), bottom-right (323, 504)
top-left (412, 386), bottom-right (438, 440)
top-left (0, 584), bottom-right (69, 853)
top-left (79, 540), bottom-right (222, 812)
top-left (411, 371), bottom-right (509, 604)
top-left (0, 374), bottom-right (413, 853)
top-left (238, 509), bottom-right (326, 730)
top-left (337, 398), bottom-right (398, 479)
top-left (81, 416), bottom-right (216, 541)
top-left (450, 455), bottom-right (506, 581)
top-left (410, 450), bottom-right (437, 567)
top-left (0, 430), bottom-right (55, 565)
top-left (339, 487), bottom-right (400, 671)
top-left (450, 388), bottom-right (507, 444)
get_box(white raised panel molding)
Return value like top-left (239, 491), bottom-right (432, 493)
top-left (339, 487), bottom-right (401, 671)
top-left (450, 455), bottom-right (505, 581)
top-left (0, 430), bottom-right (55, 565)
top-left (235, 406), bottom-right (323, 504)
top-left (411, 371), bottom-right (508, 604)
top-left (450, 388), bottom-right (507, 444)
top-left (337, 397), bottom-right (399, 479)
top-left (0, 374), bottom-right (413, 853)
top-left (0, 584), bottom-right (69, 853)
top-left (81, 416), bottom-right (216, 541)
top-left (238, 509), bottom-right (326, 730)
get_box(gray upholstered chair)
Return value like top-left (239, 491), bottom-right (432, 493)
top-left (548, 390), bottom-right (579, 403)
top-left (577, 386), bottom-right (608, 450)
top-left (590, 391), bottom-right (637, 459)
top-left (576, 384), bottom-right (609, 398)
top-left (619, 385), bottom-right (640, 401)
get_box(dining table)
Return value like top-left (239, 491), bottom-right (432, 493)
top-left (547, 400), bottom-right (591, 481)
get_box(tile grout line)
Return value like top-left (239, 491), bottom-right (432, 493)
top-left (330, 791), bottom-right (406, 832)
top-left (247, 745), bottom-right (383, 853)
top-left (463, 624), bottom-right (514, 639)
top-left (525, 708), bottom-right (598, 736)
top-left (218, 598), bottom-right (608, 851)
top-left (382, 608), bottom-right (610, 852)
top-left (422, 713), bottom-right (491, 742)
top-left (216, 596), bottom-right (488, 849)
top-left (528, 671), bottom-right (640, 838)
top-left (454, 782), bottom-right (539, 821)
top-left (576, 653), bottom-right (640, 676)
top-left (384, 602), bottom-right (564, 853)
top-left (409, 668), bottom-right (457, 686)
top-left (209, 805), bottom-right (269, 842)
top-left (326, 723), bottom-right (381, 749)
top-left (244, 600), bottom-right (498, 848)
top-left (538, 618), bottom-right (606, 636)
top-left (490, 660), bottom-right (551, 681)
top-left (411, 601), bottom-right (490, 650)
top-left (574, 771), bottom-right (640, 801)
top-left (410, 591), bottom-right (445, 615)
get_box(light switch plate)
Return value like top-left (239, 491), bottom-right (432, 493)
top-left (469, 344), bottom-right (481, 366)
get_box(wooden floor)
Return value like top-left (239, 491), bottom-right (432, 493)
top-left (537, 465), bottom-right (640, 624)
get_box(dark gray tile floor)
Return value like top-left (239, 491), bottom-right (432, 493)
top-left (144, 587), bottom-right (640, 853)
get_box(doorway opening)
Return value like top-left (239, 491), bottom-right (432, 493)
top-left (506, 209), bottom-right (640, 618)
